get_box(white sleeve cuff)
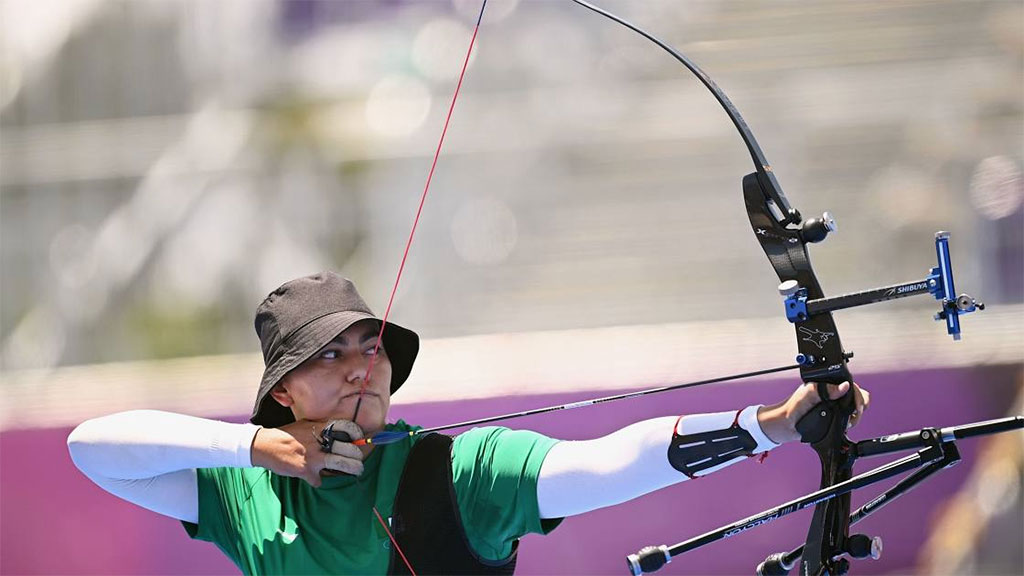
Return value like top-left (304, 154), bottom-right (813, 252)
top-left (212, 423), bottom-right (262, 468)
top-left (737, 404), bottom-right (779, 454)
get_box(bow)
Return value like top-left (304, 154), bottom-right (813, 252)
top-left (322, 2), bottom-right (1018, 575)
top-left (549, 3), bottom-right (860, 565)
top-left (559, 2), bottom-right (1009, 576)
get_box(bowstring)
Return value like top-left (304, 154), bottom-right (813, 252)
top-left (352, 0), bottom-right (488, 425)
top-left (351, 3), bottom-right (490, 574)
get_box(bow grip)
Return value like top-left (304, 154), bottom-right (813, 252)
top-left (796, 382), bottom-right (848, 444)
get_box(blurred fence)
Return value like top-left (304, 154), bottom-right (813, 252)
top-left (2, 0), bottom-right (1022, 372)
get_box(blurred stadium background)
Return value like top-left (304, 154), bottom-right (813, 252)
top-left (1, 0), bottom-right (1022, 574)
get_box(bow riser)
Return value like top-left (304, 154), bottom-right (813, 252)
top-left (744, 172), bottom-right (856, 575)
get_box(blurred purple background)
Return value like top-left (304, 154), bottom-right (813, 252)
top-left (4, 365), bottom-right (1020, 575)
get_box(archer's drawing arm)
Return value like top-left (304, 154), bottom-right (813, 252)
top-left (67, 410), bottom-right (259, 523)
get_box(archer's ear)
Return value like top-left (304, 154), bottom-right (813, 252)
top-left (268, 382), bottom-right (293, 407)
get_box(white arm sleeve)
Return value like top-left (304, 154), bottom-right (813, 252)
top-left (67, 410), bottom-right (261, 524)
top-left (536, 405), bottom-right (777, 518)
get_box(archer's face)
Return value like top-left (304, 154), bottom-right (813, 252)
top-left (272, 319), bottom-right (392, 435)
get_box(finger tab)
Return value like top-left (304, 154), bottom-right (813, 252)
top-left (330, 442), bottom-right (364, 459)
top-left (325, 455), bottom-right (364, 476)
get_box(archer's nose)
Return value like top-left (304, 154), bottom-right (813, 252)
top-left (345, 352), bottom-right (380, 385)
top-left (345, 363), bottom-right (367, 384)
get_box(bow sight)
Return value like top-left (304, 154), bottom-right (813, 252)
top-left (778, 229), bottom-right (983, 342)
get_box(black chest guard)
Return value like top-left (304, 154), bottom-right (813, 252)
top-left (388, 433), bottom-right (519, 575)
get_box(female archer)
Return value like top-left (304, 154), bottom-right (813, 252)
top-left (68, 271), bottom-right (869, 575)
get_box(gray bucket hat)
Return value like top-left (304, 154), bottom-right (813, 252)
top-left (250, 271), bottom-right (419, 428)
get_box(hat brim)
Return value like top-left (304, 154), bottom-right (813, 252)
top-left (250, 311), bottom-right (419, 428)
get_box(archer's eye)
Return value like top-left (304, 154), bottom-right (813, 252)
top-left (319, 349), bottom-right (340, 360)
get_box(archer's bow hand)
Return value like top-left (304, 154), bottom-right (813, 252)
top-left (251, 419), bottom-right (365, 487)
top-left (757, 381), bottom-right (871, 444)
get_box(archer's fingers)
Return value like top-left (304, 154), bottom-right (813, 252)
top-left (326, 419), bottom-right (364, 442)
top-left (858, 387), bottom-right (870, 411)
top-left (825, 381), bottom-right (851, 401)
top-left (852, 384), bottom-right (869, 418)
top-left (324, 454), bottom-right (364, 476)
top-left (847, 383), bottom-right (869, 428)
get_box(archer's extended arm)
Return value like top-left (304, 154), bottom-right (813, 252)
top-left (536, 381), bottom-right (866, 519)
top-left (535, 406), bottom-right (777, 519)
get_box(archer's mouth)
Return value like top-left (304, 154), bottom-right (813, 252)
top-left (343, 392), bottom-right (378, 400)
